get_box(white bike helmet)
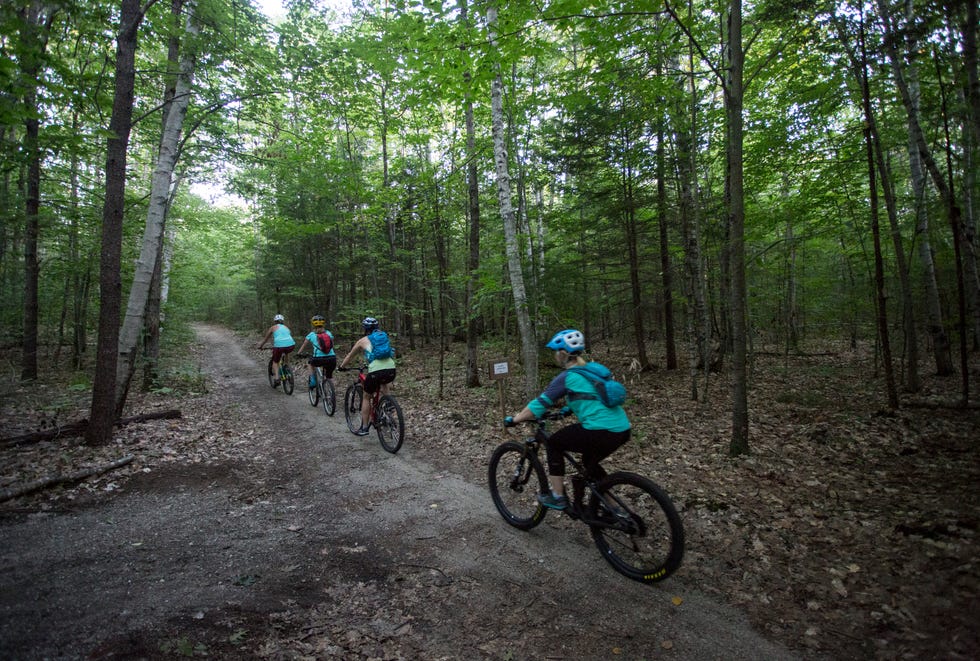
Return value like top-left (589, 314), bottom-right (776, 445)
top-left (546, 329), bottom-right (585, 354)
top-left (273, 314), bottom-right (285, 323)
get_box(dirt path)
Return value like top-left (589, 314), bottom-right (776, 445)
top-left (0, 325), bottom-right (799, 660)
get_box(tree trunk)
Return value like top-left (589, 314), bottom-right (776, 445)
top-left (460, 0), bottom-right (482, 389)
top-left (725, 0), bottom-right (750, 456)
top-left (878, 0), bottom-right (970, 404)
top-left (859, 17), bottom-right (900, 411)
top-left (674, 50), bottom-right (708, 401)
top-left (656, 117), bottom-right (677, 370)
top-left (488, 3), bottom-right (537, 398)
top-left (620, 132), bottom-right (650, 370)
top-left (18, 4), bottom-right (54, 382)
top-left (905, 47), bottom-right (954, 375)
top-left (86, 0), bottom-right (147, 446)
top-left (115, 0), bottom-right (197, 416)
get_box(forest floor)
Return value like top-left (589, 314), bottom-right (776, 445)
top-left (0, 324), bottom-right (977, 660)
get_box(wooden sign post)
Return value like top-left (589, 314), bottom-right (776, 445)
top-left (489, 359), bottom-right (510, 422)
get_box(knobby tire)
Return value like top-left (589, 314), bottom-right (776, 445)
top-left (487, 441), bottom-right (548, 530)
top-left (375, 395), bottom-right (404, 453)
top-left (587, 471), bottom-right (684, 583)
top-left (321, 380), bottom-right (336, 416)
top-left (344, 384), bottom-right (363, 433)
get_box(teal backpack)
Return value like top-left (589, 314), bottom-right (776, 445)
top-left (566, 363), bottom-right (627, 408)
top-left (368, 330), bottom-right (394, 360)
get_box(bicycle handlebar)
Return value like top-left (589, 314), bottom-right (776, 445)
top-left (504, 408), bottom-right (571, 428)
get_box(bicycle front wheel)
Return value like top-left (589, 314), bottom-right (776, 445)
top-left (308, 378), bottom-right (319, 406)
top-left (267, 359), bottom-right (276, 388)
top-left (375, 395), bottom-right (404, 453)
top-left (487, 441), bottom-right (548, 530)
top-left (321, 380), bottom-right (336, 416)
top-left (344, 384), bottom-right (363, 432)
top-left (283, 366), bottom-right (294, 395)
top-left (588, 472), bottom-right (685, 583)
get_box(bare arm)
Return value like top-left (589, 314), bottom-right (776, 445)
top-left (256, 326), bottom-right (273, 349)
top-left (339, 337), bottom-right (367, 368)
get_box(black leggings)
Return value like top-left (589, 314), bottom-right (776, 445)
top-left (545, 424), bottom-right (631, 477)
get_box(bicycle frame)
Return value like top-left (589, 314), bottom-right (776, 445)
top-left (351, 368), bottom-right (383, 422)
top-left (526, 417), bottom-right (640, 533)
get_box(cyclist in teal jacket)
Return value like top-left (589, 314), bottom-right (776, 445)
top-left (296, 314), bottom-right (337, 387)
top-left (257, 314), bottom-right (296, 387)
top-left (339, 316), bottom-right (396, 436)
top-left (505, 329), bottom-right (630, 511)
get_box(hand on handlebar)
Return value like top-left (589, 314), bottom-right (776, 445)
top-left (503, 416), bottom-right (516, 428)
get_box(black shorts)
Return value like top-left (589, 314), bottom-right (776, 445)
top-left (364, 368), bottom-right (395, 394)
top-left (309, 355), bottom-right (337, 377)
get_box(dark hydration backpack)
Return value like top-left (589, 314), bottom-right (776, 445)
top-left (316, 330), bottom-right (333, 354)
top-left (368, 330), bottom-right (393, 359)
top-left (567, 363), bottom-right (627, 408)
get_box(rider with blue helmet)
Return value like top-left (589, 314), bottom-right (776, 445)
top-left (505, 329), bottom-right (631, 510)
top-left (339, 316), bottom-right (397, 435)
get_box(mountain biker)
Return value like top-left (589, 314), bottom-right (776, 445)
top-left (296, 315), bottom-right (337, 388)
top-left (339, 316), bottom-right (396, 436)
top-left (504, 329), bottom-right (631, 511)
top-left (256, 314), bottom-right (295, 386)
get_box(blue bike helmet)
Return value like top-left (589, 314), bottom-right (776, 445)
top-left (546, 329), bottom-right (585, 354)
top-left (362, 316), bottom-right (379, 333)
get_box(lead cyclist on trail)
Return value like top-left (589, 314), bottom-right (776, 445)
top-left (504, 329), bottom-right (631, 511)
top-left (257, 314), bottom-right (296, 386)
top-left (338, 316), bottom-right (396, 436)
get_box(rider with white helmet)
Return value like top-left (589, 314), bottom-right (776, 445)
top-left (505, 328), bottom-right (631, 510)
top-left (257, 313), bottom-right (296, 387)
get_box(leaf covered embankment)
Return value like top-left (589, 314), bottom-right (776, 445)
top-left (403, 346), bottom-right (980, 660)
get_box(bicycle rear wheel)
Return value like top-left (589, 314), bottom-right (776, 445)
top-left (587, 472), bottom-right (684, 583)
top-left (375, 395), bottom-right (404, 453)
top-left (282, 366), bottom-right (294, 395)
top-left (344, 384), bottom-right (363, 432)
top-left (487, 441), bottom-right (548, 530)
top-left (321, 380), bottom-right (336, 416)
top-left (267, 359), bottom-right (276, 388)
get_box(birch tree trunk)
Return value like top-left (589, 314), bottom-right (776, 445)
top-left (656, 115), bottom-right (677, 371)
top-left (905, 34), bottom-right (953, 375)
top-left (877, 0), bottom-right (970, 404)
top-left (487, 3), bottom-right (537, 397)
top-left (115, 0), bottom-right (197, 415)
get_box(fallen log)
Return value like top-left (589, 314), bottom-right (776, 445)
top-left (0, 409), bottom-right (181, 448)
top-left (0, 454), bottom-right (135, 503)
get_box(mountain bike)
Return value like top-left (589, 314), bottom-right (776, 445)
top-left (490, 411), bottom-right (684, 583)
top-left (298, 353), bottom-right (336, 416)
top-left (265, 349), bottom-right (294, 395)
top-left (338, 366), bottom-right (404, 453)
